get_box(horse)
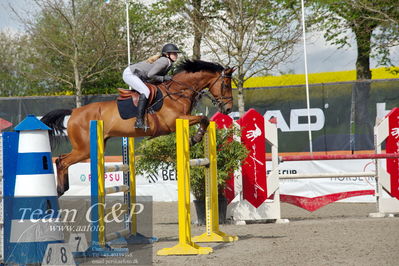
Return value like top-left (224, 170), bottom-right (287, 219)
top-left (41, 60), bottom-right (235, 196)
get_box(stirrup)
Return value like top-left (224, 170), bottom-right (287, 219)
top-left (135, 119), bottom-right (144, 128)
top-left (135, 118), bottom-right (149, 131)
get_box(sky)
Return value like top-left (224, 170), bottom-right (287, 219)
top-left (0, 0), bottom-right (30, 33)
top-left (279, 31), bottom-right (359, 74)
top-left (1, 0), bottom-right (398, 75)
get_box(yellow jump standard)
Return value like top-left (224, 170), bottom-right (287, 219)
top-left (157, 119), bottom-right (237, 256)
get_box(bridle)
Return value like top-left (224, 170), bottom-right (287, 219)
top-left (206, 70), bottom-right (233, 110)
top-left (148, 69), bottom-right (233, 112)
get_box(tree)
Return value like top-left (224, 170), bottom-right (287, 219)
top-left (312, 0), bottom-right (399, 150)
top-left (314, 1), bottom-right (379, 79)
top-left (81, 0), bottom-right (188, 94)
top-left (350, 0), bottom-right (399, 24)
top-left (0, 31), bottom-right (24, 96)
top-left (348, 0), bottom-right (399, 67)
top-left (164, 0), bottom-right (221, 60)
top-left (200, 0), bottom-right (302, 116)
top-left (12, 0), bottom-right (189, 101)
top-left (0, 31), bottom-right (45, 96)
top-left (127, 1), bottom-right (188, 63)
top-left (15, 0), bottom-right (125, 106)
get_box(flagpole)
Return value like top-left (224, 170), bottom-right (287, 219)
top-left (300, 0), bottom-right (313, 154)
top-left (125, 0), bottom-right (131, 65)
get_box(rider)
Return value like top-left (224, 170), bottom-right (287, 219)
top-left (122, 43), bottom-right (181, 129)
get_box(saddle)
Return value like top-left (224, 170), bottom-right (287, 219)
top-left (117, 83), bottom-right (159, 106)
top-left (116, 83), bottom-right (164, 120)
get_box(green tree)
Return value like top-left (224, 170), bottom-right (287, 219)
top-left (314, 1), bottom-right (378, 79)
top-left (0, 31), bottom-right (26, 96)
top-left (312, 0), bottom-right (399, 150)
top-left (15, 0), bottom-right (188, 99)
top-left (163, 0), bottom-right (222, 59)
top-left (0, 31), bottom-right (48, 96)
top-left (348, 0), bottom-right (399, 67)
top-left (128, 1), bottom-right (188, 63)
top-left (63, 0), bottom-right (188, 95)
top-left (201, 0), bottom-right (303, 116)
top-left (15, 0), bottom-right (125, 105)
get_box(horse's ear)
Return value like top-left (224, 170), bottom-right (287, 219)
top-left (225, 67), bottom-right (236, 75)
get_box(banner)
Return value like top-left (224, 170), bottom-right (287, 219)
top-left (64, 162), bottom-right (181, 201)
top-left (270, 160), bottom-right (378, 203)
top-left (62, 160), bottom-right (381, 203)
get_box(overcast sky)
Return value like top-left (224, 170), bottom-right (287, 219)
top-left (0, 0), bottom-right (28, 32)
top-left (1, 0), bottom-right (397, 75)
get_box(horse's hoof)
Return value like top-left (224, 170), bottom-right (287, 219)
top-left (57, 187), bottom-right (64, 197)
top-left (189, 139), bottom-right (195, 146)
top-left (190, 135), bottom-right (202, 146)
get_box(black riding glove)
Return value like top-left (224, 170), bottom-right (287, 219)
top-left (163, 75), bottom-right (172, 82)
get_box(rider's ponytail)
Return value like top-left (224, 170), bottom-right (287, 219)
top-left (146, 54), bottom-right (161, 63)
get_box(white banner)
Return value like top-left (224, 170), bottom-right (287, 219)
top-left (59, 159), bottom-right (382, 202)
top-left (62, 163), bottom-right (181, 201)
top-left (267, 159), bottom-right (378, 202)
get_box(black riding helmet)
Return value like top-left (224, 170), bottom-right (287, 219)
top-left (161, 43), bottom-right (181, 54)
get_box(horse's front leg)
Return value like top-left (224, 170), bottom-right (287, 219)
top-left (178, 115), bottom-right (209, 146)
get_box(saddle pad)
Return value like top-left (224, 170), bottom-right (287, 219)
top-left (117, 88), bottom-right (164, 120)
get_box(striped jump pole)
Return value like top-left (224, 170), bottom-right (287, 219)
top-left (84, 120), bottom-right (156, 257)
top-left (0, 132), bottom-right (3, 263)
top-left (371, 109), bottom-right (399, 217)
top-left (85, 120), bottom-right (127, 256)
top-left (119, 136), bottom-right (157, 244)
top-left (274, 153), bottom-right (399, 162)
top-left (157, 119), bottom-right (237, 256)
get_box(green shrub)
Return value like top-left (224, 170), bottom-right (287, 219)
top-left (135, 125), bottom-right (249, 200)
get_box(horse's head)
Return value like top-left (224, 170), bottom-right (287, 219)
top-left (208, 67), bottom-right (236, 114)
top-left (173, 60), bottom-right (236, 114)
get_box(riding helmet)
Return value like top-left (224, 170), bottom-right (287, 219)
top-left (161, 43), bottom-right (181, 54)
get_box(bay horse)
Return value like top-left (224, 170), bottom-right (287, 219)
top-left (41, 60), bottom-right (235, 196)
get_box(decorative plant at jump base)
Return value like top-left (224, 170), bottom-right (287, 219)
top-left (135, 124), bottom-right (248, 223)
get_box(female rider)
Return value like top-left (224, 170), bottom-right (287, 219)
top-left (122, 43), bottom-right (181, 129)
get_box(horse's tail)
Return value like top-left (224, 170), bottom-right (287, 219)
top-left (41, 109), bottom-right (72, 149)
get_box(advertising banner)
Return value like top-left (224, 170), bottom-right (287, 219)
top-left (271, 160), bottom-right (377, 203)
top-left (63, 160), bottom-right (379, 203)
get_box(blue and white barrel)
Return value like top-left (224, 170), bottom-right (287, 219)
top-left (4, 115), bottom-right (64, 265)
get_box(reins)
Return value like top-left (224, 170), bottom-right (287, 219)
top-left (145, 80), bottom-right (194, 113)
top-left (146, 70), bottom-right (233, 113)
top-left (148, 70), bottom-right (233, 109)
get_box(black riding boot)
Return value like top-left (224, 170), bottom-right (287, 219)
top-left (135, 93), bottom-right (148, 129)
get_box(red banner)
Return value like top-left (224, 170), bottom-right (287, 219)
top-left (211, 112), bottom-right (235, 203)
top-left (236, 109), bottom-right (267, 208)
top-left (280, 190), bottom-right (375, 212)
top-left (386, 107), bottom-right (399, 200)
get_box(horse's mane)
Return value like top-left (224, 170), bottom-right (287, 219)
top-left (175, 59), bottom-right (224, 73)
